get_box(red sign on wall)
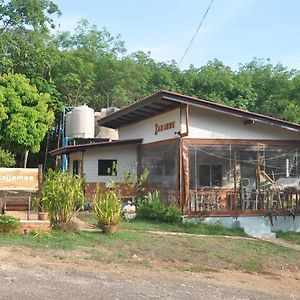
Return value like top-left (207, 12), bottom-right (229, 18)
top-left (155, 121), bottom-right (175, 135)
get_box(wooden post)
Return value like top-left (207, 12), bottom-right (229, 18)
top-left (256, 150), bottom-right (262, 209)
top-left (233, 149), bottom-right (237, 211)
top-left (38, 164), bottom-right (43, 214)
top-left (38, 164), bottom-right (43, 192)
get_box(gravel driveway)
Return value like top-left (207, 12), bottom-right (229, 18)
top-left (0, 263), bottom-right (298, 300)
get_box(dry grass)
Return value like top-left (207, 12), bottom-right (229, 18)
top-left (0, 213), bottom-right (300, 275)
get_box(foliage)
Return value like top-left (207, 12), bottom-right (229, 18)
top-left (0, 215), bottom-right (20, 233)
top-left (122, 168), bottom-right (149, 197)
top-left (92, 187), bottom-right (121, 226)
top-left (136, 191), bottom-right (181, 223)
top-left (41, 169), bottom-right (85, 229)
top-left (0, 1), bottom-right (300, 169)
top-left (0, 148), bottom-right (15, 167)
top-left (77, 212), bottom-right (246, 237)
top-left (0, 73), bottom-right (54, 154)
top-left (0, 0), bottom-right (61, 81)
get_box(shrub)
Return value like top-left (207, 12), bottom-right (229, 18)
top-left (92, 187), bottom-right (121, 226)
top-left (41, 169), bottom-right (85, 230)
top-left (137, 191), bottom-right (181, 223)
top-left (163, 205), bottom-right (182, 223)
top-left (0, 215), bottom-right (20, 233)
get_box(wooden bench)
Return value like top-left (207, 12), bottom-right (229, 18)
top-left (0, 193), bottom-right (32, 219)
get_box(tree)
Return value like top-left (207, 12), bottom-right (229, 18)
top-left (0, 148), bottom-right (15, 167)
top-left (238, 58), bottom-right (294, 117)
top-left (0, 0), bottom-right (61, 76)
top-left (0, 73), bottom-right (54, 167)
top-left (53, 19), bottom-right (126, 107)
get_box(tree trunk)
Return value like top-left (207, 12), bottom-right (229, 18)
top-left (55, 113), bottom-right (62, 167)
top-left (44, 131), bottom-right (50, 172)
top-left (24, 150), bottom-right (29, 168)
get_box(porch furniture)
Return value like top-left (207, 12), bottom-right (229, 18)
top-left (0, 192), bottom-right (32, 220)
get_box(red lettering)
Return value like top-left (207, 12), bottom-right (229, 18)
top-left (154, 121), bottom-right (175, 135)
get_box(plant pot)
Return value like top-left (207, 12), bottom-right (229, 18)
top-left (38, 212), bottom-right (49, 221)
top-left (100, 224), bottom-right (118, 234)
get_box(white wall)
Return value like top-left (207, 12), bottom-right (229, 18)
top-left (83, 145), bottom-right (138, 183)
top-left (119, 109), bottom-right (180, 144)
top-left (189, 107), bottom-right (300, 140)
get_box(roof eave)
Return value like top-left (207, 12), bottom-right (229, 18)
top-left (97, 90), bottom-right (300, 132)
top-left (50, 138), bottom-right (143, 156)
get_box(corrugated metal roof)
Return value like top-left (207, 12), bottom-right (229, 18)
top-left (50, 139), bottom-right (143, 156)
top-left (97, 90), bottom-right (300, 131)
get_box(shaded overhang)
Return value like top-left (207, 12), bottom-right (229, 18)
top-left (97, 90), bottom-right (300, 132)
top-left (50, 139), bottom-right (143, 156)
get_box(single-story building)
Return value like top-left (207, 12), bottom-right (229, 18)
top-left (51, 90), bottom-right (300, 228)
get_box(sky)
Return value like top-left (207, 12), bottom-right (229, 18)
top-left (53, 0), bottom-right (300, 70)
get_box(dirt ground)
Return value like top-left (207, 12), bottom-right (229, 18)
top-left (0, 245), bottom-right (299, 300)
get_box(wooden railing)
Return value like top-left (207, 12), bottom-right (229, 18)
top-left (187, 189), bottom-right (300, 216)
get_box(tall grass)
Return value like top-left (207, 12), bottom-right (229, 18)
top-left (41, 169), bottom-right (85, 228)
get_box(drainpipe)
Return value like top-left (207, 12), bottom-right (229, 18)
top-left (61, 106), bottom-right (76, 172)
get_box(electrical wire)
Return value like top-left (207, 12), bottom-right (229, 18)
top-left (178, 0), bottom-right (214, 66)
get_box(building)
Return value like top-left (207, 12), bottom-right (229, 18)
top-left (51, 90), bottom-right (300, 231)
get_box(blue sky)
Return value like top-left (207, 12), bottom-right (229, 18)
top-left (53, 0), bottom-right (300, 70)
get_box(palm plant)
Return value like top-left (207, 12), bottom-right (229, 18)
top-left (92, 187), bottom-right (121, 231)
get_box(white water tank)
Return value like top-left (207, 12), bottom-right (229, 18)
top-left (65, 111), bottom-right (72, 137)
top-left (71, 105), bottom-right (95, 138)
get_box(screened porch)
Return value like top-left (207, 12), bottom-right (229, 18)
top-left (187, 144), bottom-right (300, 216)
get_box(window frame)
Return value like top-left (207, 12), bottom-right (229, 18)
top-left (98, 159), bottom-right (117, 176)
top-left (198, 164), bottom-right (223, 187)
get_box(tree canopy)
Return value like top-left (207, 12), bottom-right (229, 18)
top-left (0, 73), bottom-right (54, 154)
top-left (0, 0), bottom-right (299, 168)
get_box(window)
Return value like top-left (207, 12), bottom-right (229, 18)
top-left (73, 160), bottom-right (79, 175)
top-left (98, 159), bottom-right (117, 176)
top-left (73, 160), bottom-right (82, 176)
top-left (198, 164), bottom-right (222, 187)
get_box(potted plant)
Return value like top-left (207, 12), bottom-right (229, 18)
top-left (92, 187), bottom-right (121, 234)
top-left (33, 195), bottom-right (49, 221)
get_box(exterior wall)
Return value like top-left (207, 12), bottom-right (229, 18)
top-left (119, 109), bottom-right (180, 144)
top-left (83, 145), bottom-right (138, 183)
top-left (189, 107), bottom-right (300, 140)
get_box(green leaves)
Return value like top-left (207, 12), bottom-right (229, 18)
top-left (41, 169), bottom-right (85, 228)
top-left (0, 215), bottom-right (20, 233)
top-left (0, 148), bottom-right (15, 167)
top-left (92, 188), bottom-right (121, 226)
top-left (0, 73), bottom-right (54, 153)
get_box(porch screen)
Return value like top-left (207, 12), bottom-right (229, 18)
top-left (189, 145), bottom-right (300, 190)
top-left (189, 145), bottom-right (232, 189)
top-left (140, 144), bottom-right (177, 192)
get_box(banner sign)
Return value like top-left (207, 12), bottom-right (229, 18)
top-left (0, 168), bottom-right (40, 191)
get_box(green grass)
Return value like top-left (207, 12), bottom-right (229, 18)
top-left (0, 214), bottom-right (299, 275)
top-left (276, 231), bottom-right (300, 245)
top-left (2, 229), bottom-right (298, 274)
top-left (78, 212), bottom-right (247, 237)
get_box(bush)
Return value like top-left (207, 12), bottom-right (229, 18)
top-left (163, 205), bottom-right (182, 223)
top-left (92, 188), bottom-right (121, 226)
top-left (137, 191), bottom-right (181, 223)
top-left (41, 169), bottom-right (85, 230)
top-left (0, 215), bottom-right (20, 233)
